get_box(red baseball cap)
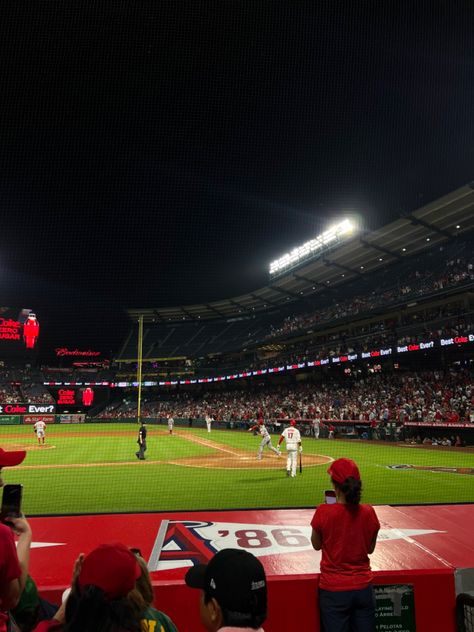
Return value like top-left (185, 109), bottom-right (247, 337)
top-left (327, 458), bottom-right (360, 483)
top-left (79, 543), bottom-right (141, 600)
top-left (290, 420), bottom-right (296, 426)
top-left (0, 448), bottom-right (27, 468)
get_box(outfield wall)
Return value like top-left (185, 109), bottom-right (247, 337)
top-left (2, 413), bottom-right (474, 443)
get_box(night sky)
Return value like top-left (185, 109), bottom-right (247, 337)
top-left (0, 1), bottom-right (473, 357)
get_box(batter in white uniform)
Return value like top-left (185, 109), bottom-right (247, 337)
top-left (278, 419), bottom-right (302, 477)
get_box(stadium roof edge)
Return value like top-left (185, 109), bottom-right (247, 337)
top-left (127, 183), bottom-right (474, 324)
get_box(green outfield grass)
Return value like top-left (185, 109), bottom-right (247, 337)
top-left (1, 423), bottom-right (473, 515)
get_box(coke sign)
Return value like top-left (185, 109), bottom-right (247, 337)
top-left (0, 403), bottom-right (55, 415)
top-left (0, 404), bottom-right (27, 414)
top-left (0, 309), bottom-right (40, 350)
top-left (57, 389), bottom-right (76, 405)
top-left (0, 318), bottom-right (21, 341)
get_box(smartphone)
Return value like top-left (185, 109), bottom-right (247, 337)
top-left (1, 484), bottom-right (23, 521)
top-left (324, 489), bottom-right (337, 504)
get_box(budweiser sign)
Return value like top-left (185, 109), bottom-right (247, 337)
top-left (55, 348), bottom-right (101, 357)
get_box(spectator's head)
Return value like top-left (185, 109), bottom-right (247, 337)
top-left (78, 542), bottom-right (140, 599)
top-left (128, 548), bottom-right (153, 608)
top-left (328, 457), bottom-right (362, 505)
top-left (185, 548), bottom-right (267, 631)
top-left (65, 542), bottom-right (142, 632)
top-left (0, 448), bottom-right (26, 487)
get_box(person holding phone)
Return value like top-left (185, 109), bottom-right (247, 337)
top-left (310, 458), bottom-right (380, 632)
top-left (0, 448), bottom-right (33, 632)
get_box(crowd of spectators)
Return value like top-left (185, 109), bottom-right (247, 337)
top-left (266, 244), bottom-right (474, 341)
top-left (113, 239), bottom-right (474, 367)
top-left (0, 447), bottom-right (180, 632)
top-left (115, 303), bottom-right (474, 382)
top-left (97, 368), bottom-right (474, 428)
top-left (41, 367), bottom-right (113, 383)
top-left (0, 382), bottom-right (19, 404)
top-left (0, 368), bottom-right (54, 405)
top-left (259, 310), bottom-right (474, 371)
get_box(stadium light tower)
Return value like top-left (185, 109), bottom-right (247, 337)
top-left (269, 218), bottom-right (357, 278)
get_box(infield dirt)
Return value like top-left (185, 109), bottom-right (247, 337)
top-left (4, 428), bottom-right (332, 470)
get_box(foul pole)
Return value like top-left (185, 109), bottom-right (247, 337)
top-left (137, 315), bottom-right (144, 424)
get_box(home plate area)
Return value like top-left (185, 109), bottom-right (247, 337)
top-left (170, 431), bottom-right (332, 469)
top-left (168, 451), bottom-right (330, 469)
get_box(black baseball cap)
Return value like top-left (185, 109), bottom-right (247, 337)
top-left (185, 549), bottom-right (267, 620)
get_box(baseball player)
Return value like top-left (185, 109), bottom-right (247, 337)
top-left (168, 415), bottom-right (174, 435)
top-left (278, 419), bottom-right (302, 477)
top-left (205, 414), bottom-right (212, 433)
top-left (312, 414), bottom-right (320, 439)
top-left (34, 419), bottom-right (46, 445)
top-left (248, 419), bottom-right (281, 460)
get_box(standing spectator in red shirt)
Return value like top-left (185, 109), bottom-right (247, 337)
top-left (310, 458), bottom-right (380, 632)
top-left (448, 410), bottom-right (459, 424)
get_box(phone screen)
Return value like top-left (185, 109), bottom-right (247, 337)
top-left (324, 490), bottom-right (337, 504)
top-left (1, 484), bottom-right (23, 521)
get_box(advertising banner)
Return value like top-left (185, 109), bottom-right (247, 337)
top-left (23, 415), bottom-right (55, 425)
top-left (56, 389), bottom-right (76, 405)
top-left (59, 414), bottom-right (85, 424)
top-left (0, 415), bottom-right (21, 425)
top-left (0, 307), bottom-right (40, 355)
top-left (0, 403), bottom-right (28, 415)
top-left (0, 403), bottom-right (55, 415)
top-left (27, 404), bottom-right (55, 414)
top-left (375, 584), bottom-right (416, 631)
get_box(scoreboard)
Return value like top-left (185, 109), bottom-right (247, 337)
top-left (48, 386), bottom-right (109, 411)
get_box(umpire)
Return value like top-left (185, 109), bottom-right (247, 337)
top-left (136, 420), bottom-right (147, 460)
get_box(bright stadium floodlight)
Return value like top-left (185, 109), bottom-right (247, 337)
top-left (269, 218), bottom-right (356, 277)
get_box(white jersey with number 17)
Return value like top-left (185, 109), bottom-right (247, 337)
top-left (281, 426), bottom-right (301, 450)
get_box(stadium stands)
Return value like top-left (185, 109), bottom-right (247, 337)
top-left (117, 236), bottom-right (474, 363)
top-left (0, 367), bottom-right (54, 404)
top-left (97, 368), bottom-right (474, 432)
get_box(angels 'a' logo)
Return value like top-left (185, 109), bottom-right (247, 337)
top-left (149, 521), bottom-right (217, 572)
top-left (148, 519), bottom-right (443, 573)
top-left (388, 465), bottom-right (474, 475)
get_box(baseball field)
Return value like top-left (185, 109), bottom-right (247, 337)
top-left (1, 423), bottom-right (474, 515)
